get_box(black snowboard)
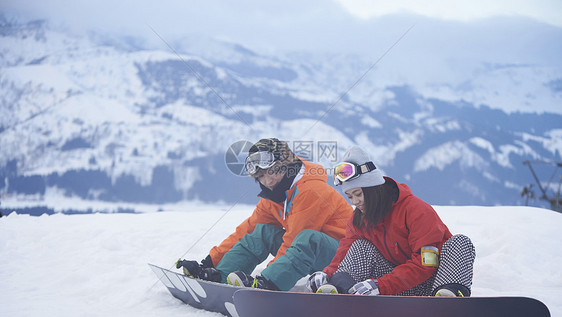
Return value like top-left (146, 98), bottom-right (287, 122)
top-left (149, 263), bottom-right (241, 316)
top-left (233, 288), bottom-right (551, 317)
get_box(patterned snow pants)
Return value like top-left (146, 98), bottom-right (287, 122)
top-left (334, 234), bottom-right (475, 296)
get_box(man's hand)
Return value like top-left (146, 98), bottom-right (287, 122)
top-left (307, 271), bottom-right (329, 293)
top-left (175, 259), bottom-right (202, 278)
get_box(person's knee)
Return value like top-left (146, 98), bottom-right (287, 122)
top-left (242, 223), bottom-right (283, 241)
top-left (445, 234), bottom-right (475, 253)
top-left (440, 234), bottom-right (476, 266)
top-left (252, 223), bottom-right (276, 235)
top-left (238, 223), bottom-right (284, 256)
top-left (293, 229), bottom-right (320, 243)
top-left (449, 234), bottom-right (472, 244)
top-left (292, 229), bottom-right (339, 249)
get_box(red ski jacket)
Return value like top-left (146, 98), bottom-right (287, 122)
top-left (323, 177), bottom-right (452, 295)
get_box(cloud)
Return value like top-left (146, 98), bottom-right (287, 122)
top-left (2, 0), bottom-right (357, 52)
top-left (2, 0), bottom-right (561, 57)
top-left (334, 0), bottom-right (562, 27)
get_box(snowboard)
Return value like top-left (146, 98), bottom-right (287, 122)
top-left (148, 263), bottom-right (241, 317)
top-left (233, 288), bottom-right (551, 317)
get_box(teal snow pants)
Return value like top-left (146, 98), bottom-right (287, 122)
top-left (215, 223), bottom-right (339, 291)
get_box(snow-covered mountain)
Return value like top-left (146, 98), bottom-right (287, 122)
top-left (1, 16), bottom-right (561, 210)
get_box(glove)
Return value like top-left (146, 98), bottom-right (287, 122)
top-left (176, 259), bottom-right (202, 278)
top-left (349, 279), bottom-right (379, 295)
top-left (176, 255), bottom-right (221, 282)
top-left (176, 255), bottom-right (214, 277)
top-left (306, 271), bottom-right (329, 293)
top-left (200, 254), bottom-right (214, 269)
top-left (307, 271), bottom-right (329, 293)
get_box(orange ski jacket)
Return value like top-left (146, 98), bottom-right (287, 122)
top-left (209, 160), bottom-right (353, 267)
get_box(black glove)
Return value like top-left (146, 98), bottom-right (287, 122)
top-left (176, 259), bottom-right (202, 278)
top-left (200, 254), bottom-right (214, 269)
top-left (176, 255), bottom-right (221, 282)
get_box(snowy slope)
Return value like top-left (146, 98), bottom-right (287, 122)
top-left (0, 204), bottom-right (560, 316)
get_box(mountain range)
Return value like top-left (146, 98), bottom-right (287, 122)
top-left (1, 15), bottom-right (561, 211)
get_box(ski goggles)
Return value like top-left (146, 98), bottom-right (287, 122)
top-left (334, 161), bottom-right (377, 185)
top-left (245, 151), bottom-right (279, 175)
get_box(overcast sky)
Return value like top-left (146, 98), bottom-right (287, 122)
top-left (2, 0), bottom-right (561, 54)
top-left (336, 0), bottom-right (562, 25)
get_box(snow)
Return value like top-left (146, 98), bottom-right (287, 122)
top-left (1, 203), bottom-right (561, 316)
top-left (414, 141), bottom-right (488, 172)
top-left (353, 129), bottom-right (425, 168)
top-left (521, 129), bottom-right (562, 157)
top-left (417, 65), bottom-right (562, 115)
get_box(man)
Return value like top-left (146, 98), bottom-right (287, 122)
top-left (176, 138), bottom-right (353, 291)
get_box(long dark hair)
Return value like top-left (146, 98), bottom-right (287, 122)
top-left (352, 179), bottom-right (398, 230)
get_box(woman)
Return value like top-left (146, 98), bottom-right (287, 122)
top-left (177, 138), bottom-right (353, 291)
top-left (307, 146), bottom-right (475, 296)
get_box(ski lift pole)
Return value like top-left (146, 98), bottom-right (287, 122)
top-left (523, 161), bottom-right (548, 198)
top-left (557, 175), bottom-right (562, 212)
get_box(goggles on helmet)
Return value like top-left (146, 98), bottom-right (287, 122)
top-left (245, 151), bottom-right (280, 175)
top-left (333, 161), bottom-right (377, 185)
